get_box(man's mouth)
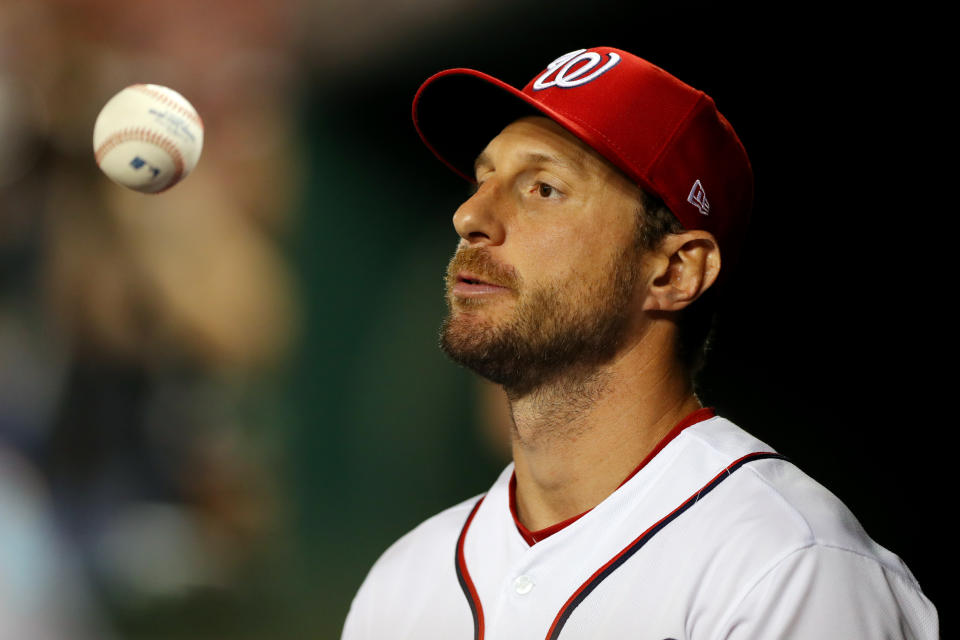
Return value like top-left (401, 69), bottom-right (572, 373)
top-left (451, 271), bottom-right (511, 297)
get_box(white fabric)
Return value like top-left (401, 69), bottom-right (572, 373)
top-left (342, 416), bottom-right (939, 639)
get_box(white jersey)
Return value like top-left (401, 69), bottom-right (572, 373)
top-left (342, 415), bottom-right (938, 639)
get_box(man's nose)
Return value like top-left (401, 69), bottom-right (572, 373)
top-left (452, 181), bottom-right (506, 246)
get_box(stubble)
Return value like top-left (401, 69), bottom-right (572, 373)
top-left (439, 241), bottom-right (641, 399)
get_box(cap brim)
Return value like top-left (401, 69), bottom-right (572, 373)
top-left (413, 69), bottom-right (556, 183)
top-left (413, 68), bottom-right (659, 196)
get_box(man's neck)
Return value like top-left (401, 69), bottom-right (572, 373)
top-left (508, 329), bottom-right (701, 532)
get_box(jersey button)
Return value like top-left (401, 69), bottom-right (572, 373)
top-left (513, 575), bottom-right (535, 595)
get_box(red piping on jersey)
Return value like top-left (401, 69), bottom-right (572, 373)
top-left (510, 407), bottom-right (717, 545)
top-left (455, 497), bottom-right (485, 640)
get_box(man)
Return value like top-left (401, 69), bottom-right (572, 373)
top-left (341, 47), bottom-right (938, 639)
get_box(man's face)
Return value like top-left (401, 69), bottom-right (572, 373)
top-left (440, 116), bottom-right (650, 395)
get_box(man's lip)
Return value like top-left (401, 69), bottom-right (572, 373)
top-left (456, 271), bottom-right (500, 287)
top-left (452, 271), bottom-right (511, 297)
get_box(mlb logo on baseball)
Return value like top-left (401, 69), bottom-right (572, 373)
top-left (129, 156), bottom-right (161, 178)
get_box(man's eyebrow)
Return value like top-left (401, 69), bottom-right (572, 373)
top-left (474, 152), bottom-right (492, 174)
top-left (473, 150), bottom-right (587, 177)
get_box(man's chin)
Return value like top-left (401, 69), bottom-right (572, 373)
top-left (441, 311), bottom-right (491, 348)
top-left (439, 309), bottom-right (535, 391)
top-left (440, 312), bottom-right (498, 362)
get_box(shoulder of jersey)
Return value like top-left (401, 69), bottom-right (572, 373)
top-left (342, 493), bottom-right (485, 640)
top-left (681, 417), bottom-right (920, 586)
top-left (355, 491), bottom-right (483, 596)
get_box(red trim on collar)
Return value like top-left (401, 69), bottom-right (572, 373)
top-left (616, 406), bottom-right (716, 489)
top-left (509, 474), bottom-right (589, 546)
top-left (510, 407), bottom-right (717, 546)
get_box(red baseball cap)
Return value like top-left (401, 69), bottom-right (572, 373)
top-left (412, 47), bottom-right (753, 274)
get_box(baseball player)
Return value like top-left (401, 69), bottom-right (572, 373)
top-left (341, 47), bottom-right (939, 639)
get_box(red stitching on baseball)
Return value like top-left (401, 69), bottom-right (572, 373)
top-left (131, 84), bottom-right (204, 128)
top-left (94, 127), bottom-right (185, 190)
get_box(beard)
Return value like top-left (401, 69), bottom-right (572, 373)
top-left (439, 242), bottom-right (641, 397)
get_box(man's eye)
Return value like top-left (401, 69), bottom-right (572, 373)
top-left (537, 183), bottom-right (560, 198)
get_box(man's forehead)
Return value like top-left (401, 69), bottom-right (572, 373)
top-left (473, 116), bottom-right (592, 173)
top-left (474, 116), bottom-right (639, 194)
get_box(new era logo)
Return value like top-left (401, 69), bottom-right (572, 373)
top-left (687, 179), bottom-right (710, 215)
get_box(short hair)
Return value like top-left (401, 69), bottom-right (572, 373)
top-left (635, 190), bottom-right (718, 378)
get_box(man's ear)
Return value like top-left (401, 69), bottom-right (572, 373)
top-left (641, 230), bottom-right (721, 311)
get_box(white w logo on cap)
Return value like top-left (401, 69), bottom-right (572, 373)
top-left (533, 49), bottom-right (621, 90)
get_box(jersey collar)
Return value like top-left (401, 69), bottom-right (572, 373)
top-left (509, 407), bottom-right (717, 546)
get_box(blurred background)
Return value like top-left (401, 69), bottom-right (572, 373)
top-left (0, 0), bottom-right (944, 638)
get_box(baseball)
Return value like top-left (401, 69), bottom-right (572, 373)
top-left (93, 84), bottom-right (203, 193)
